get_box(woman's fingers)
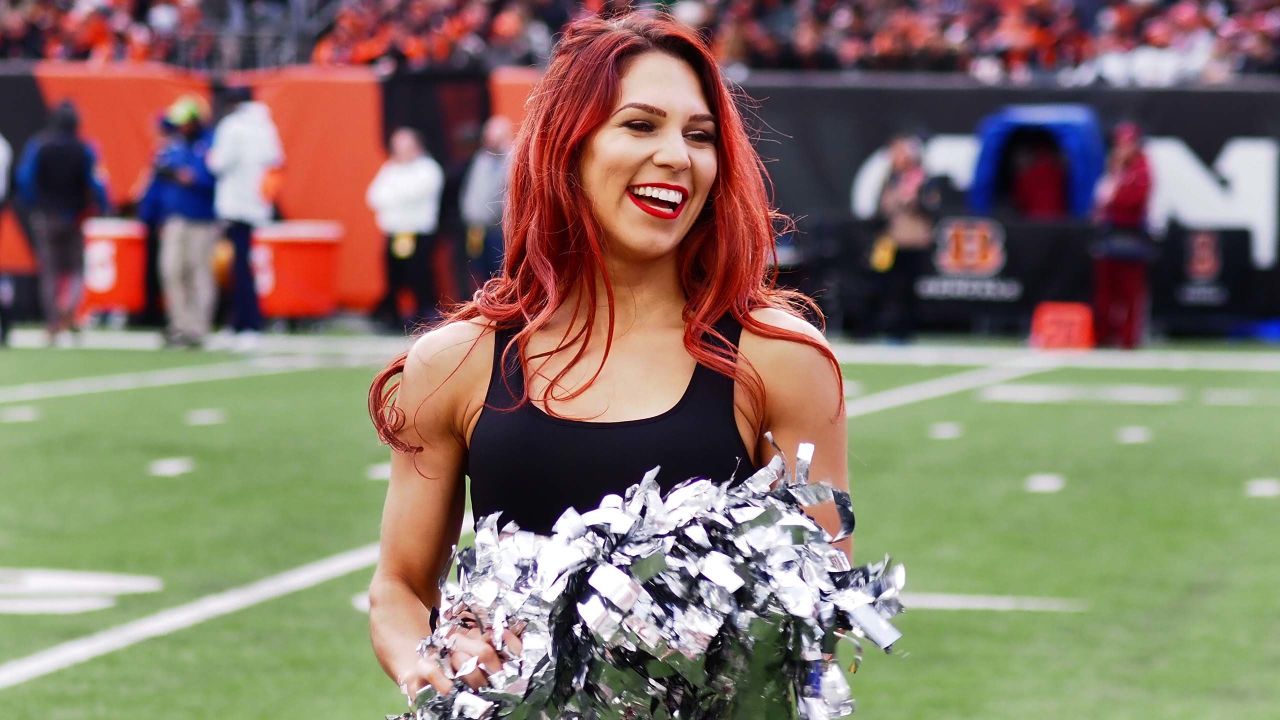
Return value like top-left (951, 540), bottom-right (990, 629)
top-left (449, 632), bottom-right (503, 673)
top-left (402, 656), bottom-right (452, 706)
top-left (501, 628), bottom-right (524, 656)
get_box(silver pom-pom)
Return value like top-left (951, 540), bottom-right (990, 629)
top-left (392, 443), bottom-right (904, 719)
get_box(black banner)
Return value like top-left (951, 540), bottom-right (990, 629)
top-left (741, 74), bottom-right (1280, 329)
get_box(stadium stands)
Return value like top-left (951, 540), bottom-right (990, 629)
top-left (1, 0), bottom-right (1277, 84)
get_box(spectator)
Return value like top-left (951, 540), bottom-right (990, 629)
top-left (1012, 134), bottom-right (1068, 220)
top-left (0, 128), bottom-right (11, 347)
top-left (873, 134), bottom-right (934, 342)
top-left (366, 127), bottom-right (444, 332)
top-left (15, 102), bottom-right (109, 347)
top-left (460, 115), bottom-right (513, 285)
top-left (1092, 121), bottom-right (1154, 349)
top-left (155, 95), bottom-right (219, 349)
top-left (207, 86), bottom-right (283, 353)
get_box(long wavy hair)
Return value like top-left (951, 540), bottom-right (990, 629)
top-left (370, 12), bottom-right (841, 453)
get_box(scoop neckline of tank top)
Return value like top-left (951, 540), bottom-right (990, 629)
top-left (524, 362), bottom-right (703, 428)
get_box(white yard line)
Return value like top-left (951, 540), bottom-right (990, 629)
top-left (833, 343), bottom-right (1280, 373)
top-left (0, 356), bottom-right (334, 405)
top-left (0, 544), bottom-right (380, 690)
top-left (901, 592), bottom-right (1087, 612)
top-left (845, 360), bottom-right (1055, 418)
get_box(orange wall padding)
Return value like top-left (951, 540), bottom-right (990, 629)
top-left (35, 62), bottom-right (209, 209)
top-left (229, 66), bottom-right (386, 311)
top-left (489, 66), bottom-right (540, 128)
top-left (10, 62), bottom-right (209, 274)
top-left (0, 209), bottom-right (31, 272)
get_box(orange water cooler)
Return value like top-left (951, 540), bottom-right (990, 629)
top-left (251, 221), bottom-right (343, 318)
top-left (81, 218), bottom-right (147, 315)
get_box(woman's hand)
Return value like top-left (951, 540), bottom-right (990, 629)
top-left (397, 622), bottom-right (525, 706)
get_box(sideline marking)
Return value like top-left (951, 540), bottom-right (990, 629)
top-left (901, 593), bottom-right (1087, 613)
top-left (981, 383), bottom-right (1185, 405)
top-left (1025, 474), bottom-right (1066, 494)
top-left (0, 356), bottom-right (334, 406)
top-left (1245, 479), bottom-right (1280, 498)
top-left (0, 544), bottom-right (380, 690)
top-left (833, 344), bottom-right (1280, 373)
top-left (845, 361), bottom-right (1053, 418)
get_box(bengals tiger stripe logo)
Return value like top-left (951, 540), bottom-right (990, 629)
top-left (934, 218), bottom-right (1006, 278)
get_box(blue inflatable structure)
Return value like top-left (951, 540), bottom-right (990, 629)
top-left (968, 104), bottom-right (1106, 219)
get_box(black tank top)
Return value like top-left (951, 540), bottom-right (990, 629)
top-left (466, 315), bottom-right (761, 535)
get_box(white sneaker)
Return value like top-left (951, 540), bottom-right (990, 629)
top-left (233, 331), bottom-right (262, 354)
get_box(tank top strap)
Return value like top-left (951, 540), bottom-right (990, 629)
top-left (486, 324), bottom-right (524, 407)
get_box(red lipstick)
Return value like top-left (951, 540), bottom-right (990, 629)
top-left (627, 183), bottom-right (688, 220)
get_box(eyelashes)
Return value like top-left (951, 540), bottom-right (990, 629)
top-left (622, 120), bottom-right (717, 144)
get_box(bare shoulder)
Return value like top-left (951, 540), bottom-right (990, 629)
top-left (740, 308), bottom-right (841, 416)
top-left (397, 319), bottom-right (496, 432)
top-left (403, 319), bottom-right (495, 381)
top-left (740, 307), bottom-right (832, 367)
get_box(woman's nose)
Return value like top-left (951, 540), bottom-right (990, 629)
top-left (652, 130), bottom-right (691, 172)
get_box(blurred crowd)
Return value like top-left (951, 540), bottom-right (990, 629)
top-left (0, 0), bottom-right (218, 66)
top-left (308, 0), bottom-right (1280, 85)
top-left (2, 0), bottom-right (1279, 82)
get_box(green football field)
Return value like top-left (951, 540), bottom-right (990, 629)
top-left (1, 337), bottom-right (1277, 719)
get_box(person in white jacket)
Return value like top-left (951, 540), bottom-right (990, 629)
top-left (365, 127), bottom-right (444, 331)
top-left (207, 86), bottom-right (283, 351)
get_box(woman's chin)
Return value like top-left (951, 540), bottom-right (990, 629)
top-left (608, 238), bottom-right (683, 265)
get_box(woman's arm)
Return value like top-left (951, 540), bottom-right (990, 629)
top-left (743, 309), bottom-right (851, 558)
top-left (368, 321), bottom-right (491, 695)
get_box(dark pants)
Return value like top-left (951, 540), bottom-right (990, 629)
top-left (226, 220), bottom-right (262, 332)
top-left (879, 247), bottom-right (927, 342)
top-left (466, 225), bottom-right (504, 290)
top-left (374, 231), bottom-right (438, 331)
top-left (1092, 257), bottom-right (1148, 349)
top-left (30, 209), bottom-right (85, 334)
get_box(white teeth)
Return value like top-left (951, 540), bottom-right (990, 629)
top-left (631, 186), bottom-right (684, 205)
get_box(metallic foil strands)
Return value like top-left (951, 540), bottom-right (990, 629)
top-left (390, 445), bottom-right (904, 720)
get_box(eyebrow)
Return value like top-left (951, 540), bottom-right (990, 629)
top-left (613, 102), bottom-right (716, 124)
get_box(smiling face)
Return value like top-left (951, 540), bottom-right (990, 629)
top-left (578, 51), bottom-right (719, 265)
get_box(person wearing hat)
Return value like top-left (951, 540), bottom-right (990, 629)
top-left (154, 94), bottom-right (218, 348)
top-left (1092, 121), bottom-right (1154, 349)
top-left (207, 85), bottom-right (283, 352)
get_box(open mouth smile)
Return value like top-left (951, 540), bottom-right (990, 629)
top-left (627, 183), bottom-right (688, 220)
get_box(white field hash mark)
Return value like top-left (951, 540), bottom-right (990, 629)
top-left (1245, 479), bottom-right (1280, 498)
top-left (928, 422), bottom-right (963, 440)
top-left (366, 463), bottom-right (392, 481)
top-left (1116, 426), bottom-right (1152, 445)
top-left (148, 457), bottom-right (195, 478)
top-left (0, 405), bottom-right (40, 423)
top-left (1025, 474), bottom-right (1066, 494)
top-left (0, 544), bottom-right (380, 689)
top-left (184, 408), bottom-right (227, 426)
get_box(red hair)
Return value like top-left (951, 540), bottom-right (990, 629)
top-left (371, 12), bottom-right (841, 452)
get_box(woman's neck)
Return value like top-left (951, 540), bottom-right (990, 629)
top-left (554, 254), bottom-right (685, 338)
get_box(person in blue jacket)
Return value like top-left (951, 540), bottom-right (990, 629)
top-left (153, 96), bottom-right (218, 348)
top-left (15, 101), bottom-right (109, 346)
